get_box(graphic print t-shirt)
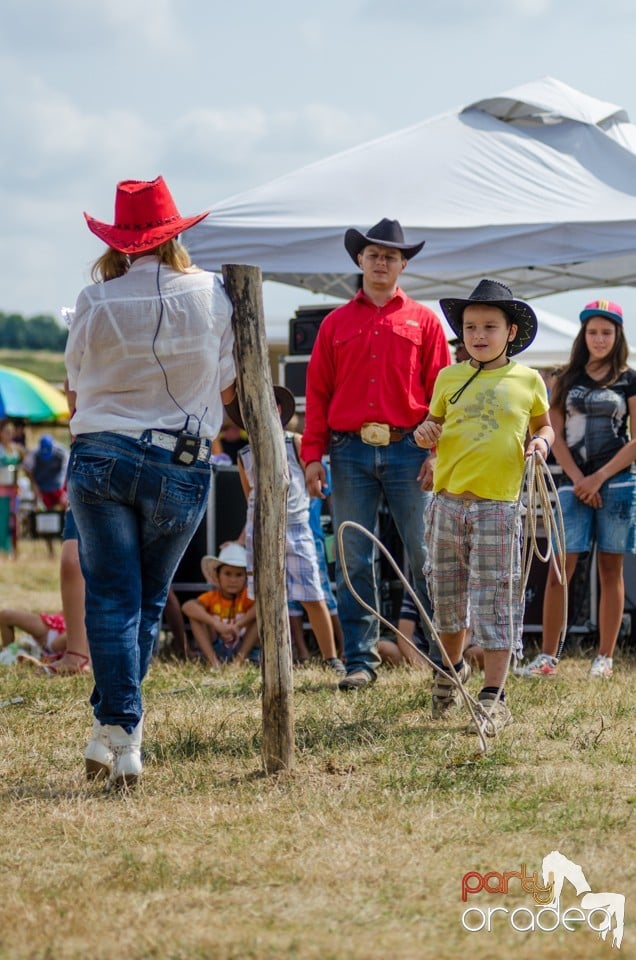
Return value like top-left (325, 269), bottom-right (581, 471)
top-left (563, 369), bottom-right (636, 476)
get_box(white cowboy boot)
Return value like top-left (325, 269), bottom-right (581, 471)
top-left (85, 718), bottom-right (114, 781)
top-left (107, 717), bottom-right (144, 789)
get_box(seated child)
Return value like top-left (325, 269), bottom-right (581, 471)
top-left (181, 543), bottom-right (259, 669)
top-left (235, 385), bottom-right (346, 678)
top-left (0, 608), bottom-right (67, 656)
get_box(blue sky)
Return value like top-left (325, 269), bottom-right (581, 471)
top-left (3, 0), bottom-right (636, 339)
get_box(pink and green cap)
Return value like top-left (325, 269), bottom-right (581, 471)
top-left (579, 299), bottom-right (623, 326)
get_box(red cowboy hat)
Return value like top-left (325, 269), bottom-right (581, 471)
top-left (84, 176), bottom-right (209, 254)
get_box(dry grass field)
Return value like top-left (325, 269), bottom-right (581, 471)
top-left (0, 541), bottom-right (634, 960)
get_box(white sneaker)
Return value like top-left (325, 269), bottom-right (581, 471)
top-left (514, 652), bottom-right (558, 678)
top-left (589, 655), bottom-right (613, 679)
top-left (85, 719), bottom-right (114, 781)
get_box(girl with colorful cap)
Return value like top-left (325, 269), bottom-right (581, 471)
top-left (518, 299), bottom-right (636, 680)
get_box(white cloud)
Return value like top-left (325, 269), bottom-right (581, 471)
top-left (0, 62), bottom-right (159, 193)
top-left (1, 0), bottom-right (185, 58)
top-left (168, 102), bottom-right (377, 189)
top-left (297, 18), bottom-right (326, 52)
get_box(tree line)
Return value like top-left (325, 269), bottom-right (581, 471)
top-left (0, 312), bottom-right (67, 351)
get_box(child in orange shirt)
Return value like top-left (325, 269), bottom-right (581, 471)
top-left (181, 543), bottom-right (259, 668)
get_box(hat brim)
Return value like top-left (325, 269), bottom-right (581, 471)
top-left (344, 228), bottom-right (425, 267)
top-left (579, 307), bottom-right (623, 326)
top-left (84, 210), bottom-right (209, 254)
top-left (225, 386), bottom-right (296, 431)
top-left (439, 297), bottom-right (538, 357)
top-left (200, 556), bottom-right (221, 587)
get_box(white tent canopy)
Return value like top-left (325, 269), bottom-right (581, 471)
top-left (186, 77), bottom-right (636, 303)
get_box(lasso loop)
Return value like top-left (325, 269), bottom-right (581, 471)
top-left (336, 452), bottom-right (568, 756)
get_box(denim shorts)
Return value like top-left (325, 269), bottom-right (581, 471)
top-left (556, 470), bottom-right (636, 554)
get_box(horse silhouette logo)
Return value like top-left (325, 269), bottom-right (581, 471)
top-left (541, 850), bottom-right (625, 949)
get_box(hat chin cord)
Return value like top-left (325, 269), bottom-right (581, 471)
top-left (448, 340), bottom-right (510, 405)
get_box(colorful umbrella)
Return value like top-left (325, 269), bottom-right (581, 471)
top-left (0, 365), bottom-right (69, 422)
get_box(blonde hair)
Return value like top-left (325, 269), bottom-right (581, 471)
top-left (90, 238), bottom-right (192, 283)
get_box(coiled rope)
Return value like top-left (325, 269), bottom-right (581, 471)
top-left (337, 451), bottom-right (568, 755)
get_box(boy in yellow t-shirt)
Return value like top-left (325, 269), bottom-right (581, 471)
top-left (414, 279), bottom-right (554, 736)
top-left (181, 543), bottom-right (258, 668)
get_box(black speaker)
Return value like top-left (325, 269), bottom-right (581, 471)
top-left (214, 464), bottom-right (247, 548)
top-left (279, 356), bottom-right (309, 401)
top-left (523, 545), bottom-right (592, 630)
top-left (288, 305), bottom-right (334, 355)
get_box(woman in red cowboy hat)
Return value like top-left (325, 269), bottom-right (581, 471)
top-left (65, 176), bottom-right (237, 789)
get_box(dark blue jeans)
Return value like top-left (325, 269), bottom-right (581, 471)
top-left (68, 431), bottom-right (210, 730)
top-left (329, 432), bottom-right (438, 678)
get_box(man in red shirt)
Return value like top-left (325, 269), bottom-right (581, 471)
top-left (301, 218), bottom-right (450, 689)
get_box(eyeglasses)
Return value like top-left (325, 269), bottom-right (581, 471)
top-left (362, 252), bottom-right (404, 264)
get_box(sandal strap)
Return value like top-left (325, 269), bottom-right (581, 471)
top-left (63, 650), bottom-right (90, 664)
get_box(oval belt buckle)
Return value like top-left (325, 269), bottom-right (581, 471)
top-left (361, 422), bottom-right (391, 446)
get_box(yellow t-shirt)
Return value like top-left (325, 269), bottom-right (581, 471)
top-left (429, 360), bottom-right (549, 501)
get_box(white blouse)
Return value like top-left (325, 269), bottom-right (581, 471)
top-left (65, 256), bottom-right (236, 439)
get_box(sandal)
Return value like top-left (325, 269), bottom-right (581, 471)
top-left (42, 650), bottom-right (91, 676)
top-left (17, 650), bottom-right (91, 677)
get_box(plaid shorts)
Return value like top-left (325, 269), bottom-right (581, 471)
top-left (424, 494), bottom-right (524, 653)
top-left (247, 521), bottom-right (324, 603)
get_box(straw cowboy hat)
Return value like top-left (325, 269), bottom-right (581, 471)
top-left (344, 218), bottom-right (425, 267)
top-left (224, 385), bottom-right (296, 432)
top-left (201, 543), bottom-right (248, 587)
top-left (439, 279), bottom-right (538, 356)
top-left (84, 176), bottom-right (209, 254)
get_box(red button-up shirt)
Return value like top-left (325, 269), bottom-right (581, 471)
top-left (301, 288), bottom-right (451, 464)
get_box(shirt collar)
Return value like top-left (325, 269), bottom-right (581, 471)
top-left (355, 285), bottom-right (407, 308)
top-left (127, 255), bottom-right (161, 272)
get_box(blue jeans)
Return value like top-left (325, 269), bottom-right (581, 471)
top-left (68, 431), bottom-right (211, 731)
top-left (329, 432), bottom-right (438, 678)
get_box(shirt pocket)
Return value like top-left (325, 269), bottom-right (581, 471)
top-left (390, 320), bottom-right (424, 371)
top-left (333, 325), bottom-right (365, 350)
top-left (391, 319), bottom-right (424, 347)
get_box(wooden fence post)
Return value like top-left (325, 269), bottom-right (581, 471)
top-left (222, 264), bottom-right (295, 774)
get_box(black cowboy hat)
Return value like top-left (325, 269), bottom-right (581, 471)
top-left (439, 279), bottom-right (538, 357)
top-left (344, 218), bottom-right (425, 267)
top-left (224, 385), bottom-right (296, 432)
